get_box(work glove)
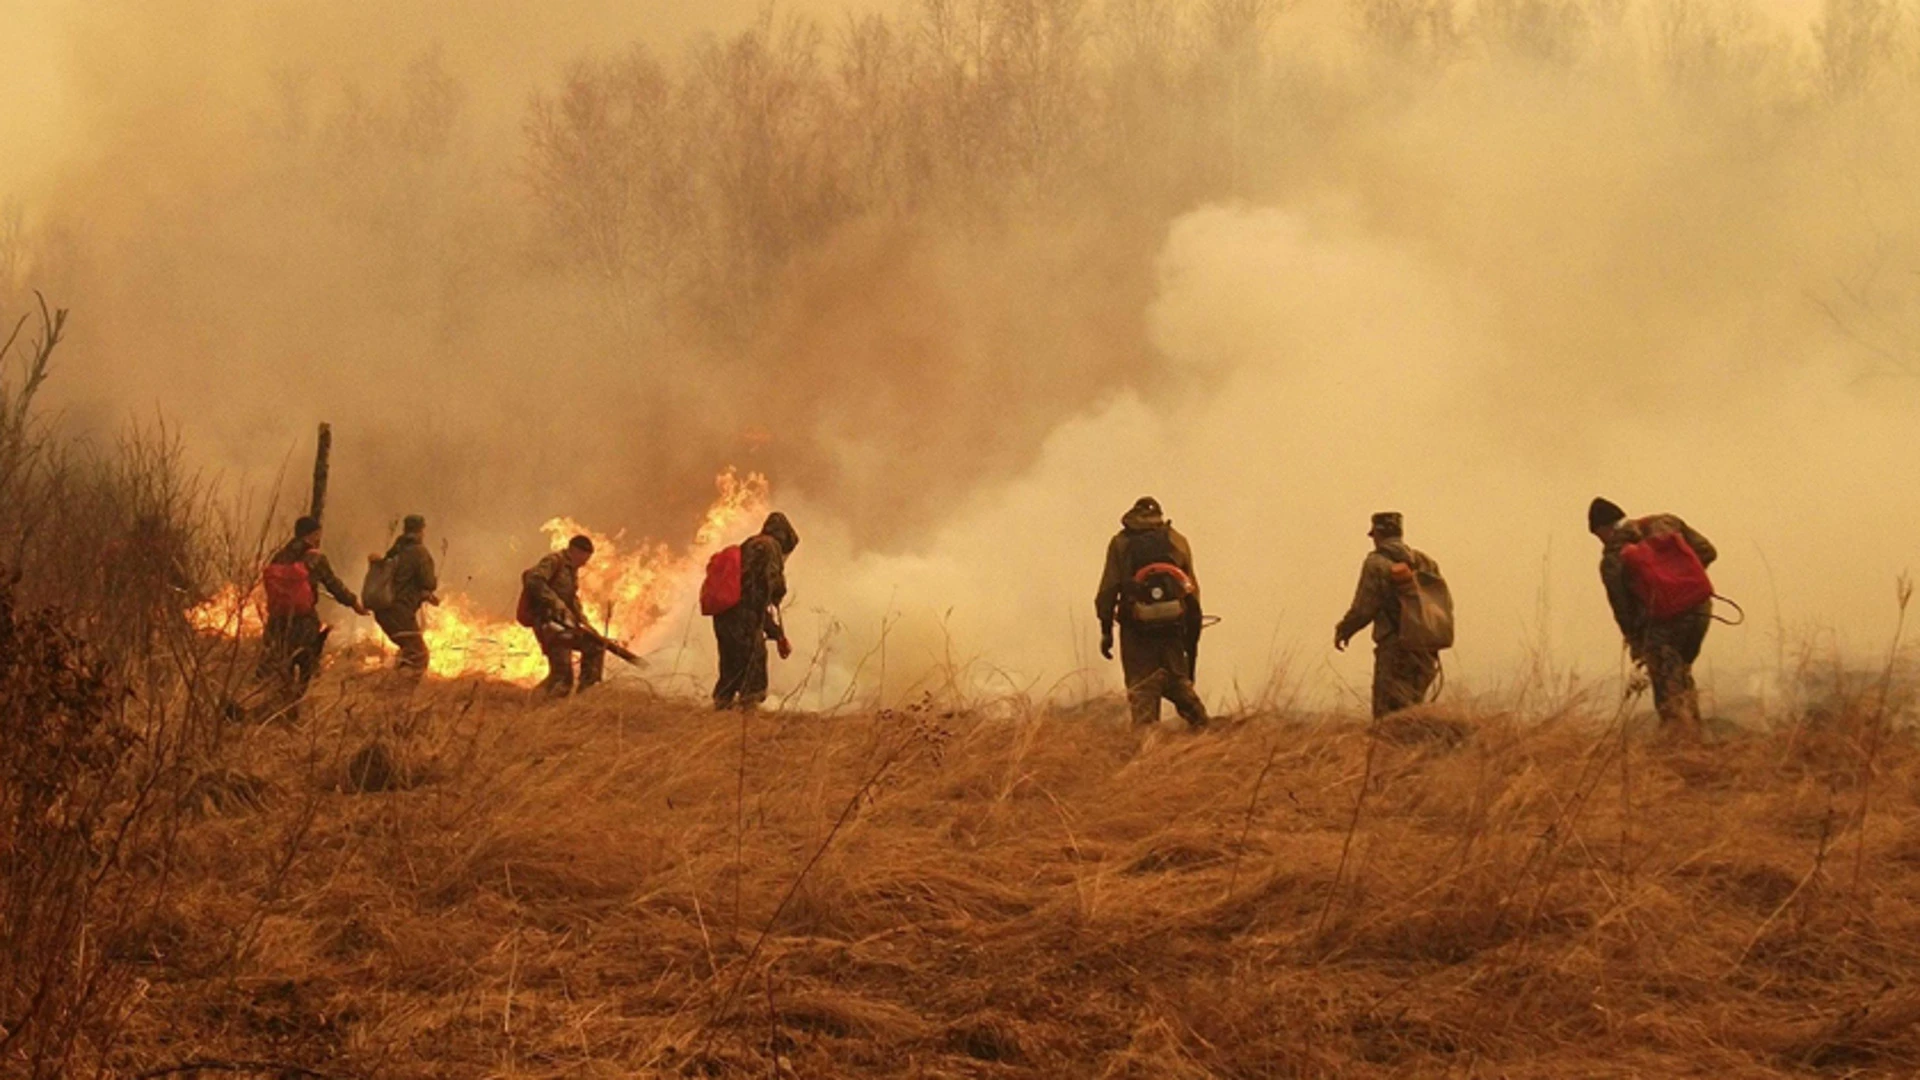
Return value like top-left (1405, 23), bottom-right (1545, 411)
top-left (1099, 625), bottom-right (1114, 661)
top-left (1333, 626), bottom-right (1350, 652)
top-left (777, 636), bottom-right (793, 660)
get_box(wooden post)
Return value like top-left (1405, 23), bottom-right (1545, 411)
top-left (309, 422), bottom-right (332, 523)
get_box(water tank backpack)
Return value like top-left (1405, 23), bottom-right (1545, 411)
top-left (1129, 562), bottom-right (1195, 625)
top-left (700, 545), bottom-right (744, 616)
top-left (262, 560), bottom-right (316, 617)
top-left (514, 585), bottom-right (539, 628)
top-left (1390, 560), bottom-right (1454, 651)
top-left (1619, 528), bottom-right (1714, 620)
top-left (1121, 526), bottom-right (1193, 626)
top-left (361, 554), bottom-right (396, 611)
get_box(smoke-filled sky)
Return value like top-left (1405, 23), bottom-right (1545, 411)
top-left (3, 0), bottom-right (1916, 712)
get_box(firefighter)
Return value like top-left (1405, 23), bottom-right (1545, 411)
top-left (1590, 497), bottom-right (1718, 735)
top-left (258, 515), bottom-right (367, 711)
top-left (521, 534), bottom-right (605, 697)
top-left (371, 514), bottom-right (439, 679)
top-left (712, 512), bottom-right (799, 710)
top-left (1334, 512), bottom-right (1446, 718)
top-left (1095, 496), bottom-right (1208, 729)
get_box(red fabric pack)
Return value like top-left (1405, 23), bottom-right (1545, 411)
top-left (1620, 529), bottom-right (1713, 620)
top-left (262, 560), bottom-right (316, 617)
top-left (699, 545), bottom-right (743, 616)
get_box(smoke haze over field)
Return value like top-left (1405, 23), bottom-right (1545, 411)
top-left (4, 0), bottom-right (1919, 708)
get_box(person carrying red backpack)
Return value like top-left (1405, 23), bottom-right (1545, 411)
top-left (1589, 497), bottom-right (1718, 736)
top-left (707, 512), bottom-right (799, 711)
top-left (257, 515), bottom-right (369, 711)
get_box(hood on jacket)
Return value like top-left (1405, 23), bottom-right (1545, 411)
top-left (761, 512), bottom-right (799, 554)
top-left (1121, 496), bottom-right (1167, 532)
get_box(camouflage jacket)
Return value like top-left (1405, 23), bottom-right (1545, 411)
top-left (522, 551), bottom-right (584, 625)
top-left (1600, 513), bottom-right (1717, 640)
top-left (269, 537), bottom-right (359, 610)
top-left (1095, 506), bottom-right (1199, 632)
top-left (1337, 540), bottom-right (1440, 647)
top-left (380, 534), bottom-right (438, 612)
top-left (739, 534), bottom-right (788, 614)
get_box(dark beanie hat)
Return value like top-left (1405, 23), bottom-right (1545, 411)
top-left (568, 534), bottom-right (595, 554)
top-left (1587, 497), bottom-right (1626, 532)
top-left (294, 515), bottom-right (322, 538)
top-left (403, 514), bottom-right (426, 533)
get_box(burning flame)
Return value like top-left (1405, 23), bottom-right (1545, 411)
top-left (414, 593), bottom-right (545, 683)
top-left (187, 582), bottom-right (265, 637)
top-left (191, 469), bottom-right (772, 688)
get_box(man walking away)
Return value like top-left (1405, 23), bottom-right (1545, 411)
top-left (521, 534), bottom-right (605, 697)
top-left (258, 515), bottom-right (368, 712)
top-left (371, 514), bottom-right (439, 680)
top-left (1335, 512), bottom-right (1449, 718)
top-left (712, 512), bottom-right (799, 711)
top-left (1096, 496), bottom-right (1209, 730)
top-left (1589, 497), bottom-right (1718, 736)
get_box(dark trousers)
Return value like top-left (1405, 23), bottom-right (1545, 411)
top-left (1120, 625), bottom-right (1208, 727)
top-left (375, 606), bottom-right (429, 679)
top-left (1372, 644), bottom-right (1439, 718)
top-left (259, 612), bottom-right (326, 706)
top-left (1641, 608), bottom-right (1711, 731)
top-left (713, 605), bottom-right (770, 709)
top-left (534, 625), bottom-right (605, 697)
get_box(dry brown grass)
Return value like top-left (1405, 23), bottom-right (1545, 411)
top-left (76, 667), bottom-right (1920, 1079)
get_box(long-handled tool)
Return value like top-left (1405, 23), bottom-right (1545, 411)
top-left (543, 617), bottom-right (643, 667)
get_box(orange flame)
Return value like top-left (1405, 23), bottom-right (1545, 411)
top-left (186, 582), bottom-right (265, 637)
top-left (414, 594), bottom-right (546, 683)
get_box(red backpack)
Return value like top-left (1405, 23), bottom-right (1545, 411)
top-left (1620, 527), bottom-right (1713, 620)
top-left (700, 545), bottom-right (743, 616)
top-left (262, 560), bottom-right (316, 617)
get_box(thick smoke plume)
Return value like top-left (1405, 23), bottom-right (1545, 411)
top-left (4, 0), bottom-right (1918, 707)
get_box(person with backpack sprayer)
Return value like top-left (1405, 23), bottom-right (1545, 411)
top-left (701, 512), bottom-right (799, 711)
top-left (1334, 512), bottom-right (1454, 718)
top-left (365, 514), bottom-right (440, 680)
top-left (258, 515), bottom-right (369, 711)
top-left (1589, 497), bottom-right (1723, 737)
top-left (1096, 496), bottom-right (1209, 730)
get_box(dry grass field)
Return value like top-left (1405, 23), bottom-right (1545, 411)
top-left (63, 658), bottom-right (1920, 1079)
top-left (8, 0), bottom-right (1920, 1070)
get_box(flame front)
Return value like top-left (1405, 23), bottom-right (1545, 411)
top-left (190, 469), bottom-right (772, 688)
top-left (414, 594), bottom-right (547, 683)
top-left (187, 582), bottom-right (265, 637)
